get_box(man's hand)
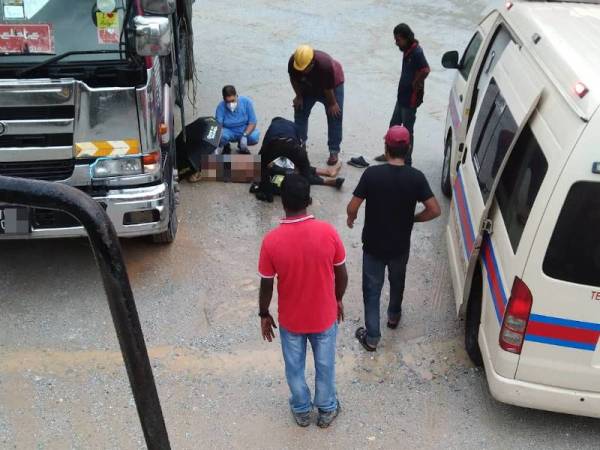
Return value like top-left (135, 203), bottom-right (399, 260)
top-left (328, 102), bottom-right (342, 118)
top-left (261, 315), bottom-right (278, 342)
top-left (239, 135), bottom-right (249, 152)
top-left (347, 215), bottom-right (355, 229)
top-left (337, 301), bottom-right (344, 323)
top-left (293, 95), bottom-right (304, 110)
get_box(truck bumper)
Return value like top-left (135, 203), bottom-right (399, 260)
top-left (482, 332), bottom-right (600, 419)
top-left (1, 183), bottom-right (170, 239)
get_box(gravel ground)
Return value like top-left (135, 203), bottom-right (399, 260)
top-left (1, 0), bottom-right (600, 449)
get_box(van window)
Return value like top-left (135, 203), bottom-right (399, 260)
top-left (467, 26), bottom-right (513, 130)
top-left (471, 79), bottom-right (518, 202)
top-left (496, 126), bottom-right (548, 252)
top-left (459, 32), bottom-right (483, 80)
top-left (543, 182), bottom-right (600, 287)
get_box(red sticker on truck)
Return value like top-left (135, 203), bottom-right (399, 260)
top-left (0, 23), bottom-right (54, 54)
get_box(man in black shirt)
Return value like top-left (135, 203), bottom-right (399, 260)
top-left (347, 125), bottom-right (441, 351)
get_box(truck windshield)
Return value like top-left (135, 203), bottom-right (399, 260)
top-left (0, 0), bottom-right (129, 64)
top-left (543, 181), bottom-right (600, 287)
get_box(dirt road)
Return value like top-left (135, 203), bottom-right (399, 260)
top-left (1, 1), bottom-right (599, 448)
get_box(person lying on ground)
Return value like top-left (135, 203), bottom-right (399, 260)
top-left (254, 117), bottom-right (345, 202)
top-left (215, 85), bottom-right (260, 155)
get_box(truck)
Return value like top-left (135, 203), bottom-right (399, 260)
top-left (0, 0), bottom-right (195, 243)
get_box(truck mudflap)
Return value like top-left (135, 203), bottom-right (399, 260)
top-left (0, 175), bottom-right (171, 449)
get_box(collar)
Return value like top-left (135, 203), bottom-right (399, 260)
top-left (403, 41), bottom-right (418, 58)
top-left (280, 214), bottom-right (315, 224)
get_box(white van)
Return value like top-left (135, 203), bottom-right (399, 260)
top-left (440, 0), bottom-right (600, 418)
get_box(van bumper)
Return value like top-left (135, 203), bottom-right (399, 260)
top-left (1, 183), bottom-right (170, 239)
top-left (484, 344), bottom-right (600, 419)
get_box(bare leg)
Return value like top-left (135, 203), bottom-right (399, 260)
top-left (316, 161), bottom-right (342, 178)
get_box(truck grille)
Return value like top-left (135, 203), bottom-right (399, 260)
top-left (0, 160), bottom-right (75, 181)
top-left (0, 134), bottom-right (73, 148)
top-left (32, 209), bottom-right (81, 229)
top-left (0, 106), bottom-right (75, 120)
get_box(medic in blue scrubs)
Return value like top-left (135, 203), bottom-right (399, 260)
top-left (215, 85), bottom-right (260, 154)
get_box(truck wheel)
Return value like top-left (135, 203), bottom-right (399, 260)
top-left (152, 173), bottom-right (178, 244)
top-left (441, 137), bottom-right (452, 198)
top-left (465, 265), bottom-right (483, 367)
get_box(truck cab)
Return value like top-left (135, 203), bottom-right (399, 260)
top-left (0, 0), bottom-right (194, 243)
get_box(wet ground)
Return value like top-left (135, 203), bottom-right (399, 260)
top-left (2, 0), bottom-right (600, 449)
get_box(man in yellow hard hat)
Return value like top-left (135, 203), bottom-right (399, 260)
top-left (288, 45), bottom-right (345, 166)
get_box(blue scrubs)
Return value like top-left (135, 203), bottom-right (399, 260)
top-left (215, 96), bottom-right (260, 147)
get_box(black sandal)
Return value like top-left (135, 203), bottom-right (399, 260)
top-left (387, 321), bottom-right (399, 330)
top-left (355, 327), bottom-right (376, 352)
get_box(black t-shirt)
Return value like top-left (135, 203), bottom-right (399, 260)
top-left (353, 164), bottom-right (434, 259)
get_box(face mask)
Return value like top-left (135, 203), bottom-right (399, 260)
top-left (227, 102), bottom-right (238, 112)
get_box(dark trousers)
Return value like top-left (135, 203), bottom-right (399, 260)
top-left (390, 102), bottom-right (417, 165)
top-left (294, 84), bottom-right (344, 153)
top-left (362, 251), bottom-right (410, 347)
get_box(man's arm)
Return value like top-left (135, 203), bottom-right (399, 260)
top-left (324, 88), bottom-right (342, 118)
top-left (346, 196), bottom-right (365, 228)
top-left (244, 99), bottom-right (258, 136)
top-left (415, 196), bottom-right (441, 223)
top-left (334, 263), bottom-right (348, 322)
top-left (258, 278), bottom-right (277, 342)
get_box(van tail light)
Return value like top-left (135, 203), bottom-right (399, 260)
top-left (499, 277), bottom-right (533, 354)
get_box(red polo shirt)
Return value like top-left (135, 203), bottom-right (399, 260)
top-left (258, 215), bottom-right (346, 334)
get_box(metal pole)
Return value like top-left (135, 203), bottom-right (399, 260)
top-left (0, 176), bottom-right (171, 450)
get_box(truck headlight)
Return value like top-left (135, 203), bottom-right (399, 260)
top-left (92, 157), bottom-right (143, 178)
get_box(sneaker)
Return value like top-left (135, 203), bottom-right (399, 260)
top-left (317, 402), bottom-right (340, 428)
top-left (374, 154), bottom-right (387, 162)
top-left (327, 153), bottom-right (339, 166)
top-left (355, 327), bottom-right (377, 352)
top-left (335, 177), bottom-right (345, 190)
top-left (292, 410), bottom-right (311, 428)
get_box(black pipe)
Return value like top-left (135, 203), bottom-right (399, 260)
top-left (0, 176), bottom-right (171, 450)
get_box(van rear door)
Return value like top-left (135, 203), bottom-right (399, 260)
top-left (516, 125), bottom-right (600, 392)
top-left (450, 42), bottom-right (542, 311)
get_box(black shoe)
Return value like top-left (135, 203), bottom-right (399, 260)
top-left (374, 154), bottom-right (387, 162)
top-left (317, 402), bottom-right (340, 428)
top-left (237, 146), bottom-right (251, 155)
top-left (255, 191), bottom-right (274, 203)
top-left (335, 177), bottom-right (345, 190)
top-left (347, 156), bottom-right (370, 168)
top-left (292, 410), bottom-right (311, 428)
top-left (355, 327), bottom-right (376, 352)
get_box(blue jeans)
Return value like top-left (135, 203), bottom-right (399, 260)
top-left (294, 84), bottom-right (344, 153)
top-left (362, 251), bottom-right (410, 347)
top-left (280, 323), bottom-right (338, 413)
top-left (220, 128), bottom-right (260, 147)
top-left (390, 102), bottom-right (417, 164)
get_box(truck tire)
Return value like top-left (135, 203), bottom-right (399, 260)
top-left (465, 264), bottom-right (483, 367)
top-left (441, 136), bottom-right (452, 198)
top-left (152, 162), bottom-right (178, 244)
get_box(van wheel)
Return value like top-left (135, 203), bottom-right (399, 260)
top-left (152, 170), bottom-right (178, 244)
top-left (465, 266), bottom-right (483, 367)
top-left (441, 138), bottom-right (452, 198)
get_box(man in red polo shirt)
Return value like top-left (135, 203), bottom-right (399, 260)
top-left (258, 174), bottom-right (348, 428)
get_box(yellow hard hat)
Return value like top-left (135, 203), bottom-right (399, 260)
top-left (293, 45), bottom-right (314, 71)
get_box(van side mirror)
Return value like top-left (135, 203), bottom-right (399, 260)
top-left (141, 0), bottom-right (176, 14)
top-left (134, 16), bottom-right (172, 56)
top-left (442, 51), bottom-right (460, 69)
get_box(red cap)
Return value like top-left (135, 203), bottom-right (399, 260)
top-left (384, 125), bottom-right (411, 148)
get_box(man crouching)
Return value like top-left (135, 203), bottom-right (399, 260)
top-left (257, 174), bottom-right (348, 427)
